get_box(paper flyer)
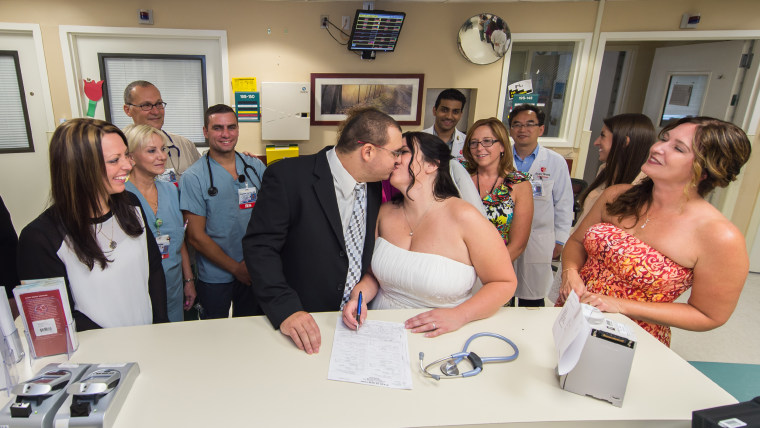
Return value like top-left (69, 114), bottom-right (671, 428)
top-left (14, 278), bottom-right (78, 358)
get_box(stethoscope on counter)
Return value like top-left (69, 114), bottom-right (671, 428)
top-left (206, 152), bottom-right (263, 197)
top-left (419, 332), bottom-right (519, 380)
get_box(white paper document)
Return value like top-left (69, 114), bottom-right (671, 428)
top-left (552, 291), bottom-right (591, 375)
top-left (328, 318), bottom-right (412, 390)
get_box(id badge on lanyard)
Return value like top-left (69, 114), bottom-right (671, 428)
top-left (531, 179), bottom-right (544, 198)
top-left (155, 234), bottom-right (171, 259)
top-left (239, 186), bottom-right (257, 209)
top-left (156, 168), bottom-right (178, 185)
top-left (532, 168), bottom-right (551, 198)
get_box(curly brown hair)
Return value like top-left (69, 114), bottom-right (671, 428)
top-left (607, 116), bottom-right (751, 224)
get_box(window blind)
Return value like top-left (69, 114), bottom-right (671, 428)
top-left (101, 55), bottom-right (207, 144)
top-left (0, 52), bottom-right (33, 153)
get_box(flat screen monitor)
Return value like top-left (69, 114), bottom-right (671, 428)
top-left (348, 10), bottom-right (406, 56)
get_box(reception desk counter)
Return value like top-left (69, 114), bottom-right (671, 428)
top-left (2, 308), bottom-right (736, 427)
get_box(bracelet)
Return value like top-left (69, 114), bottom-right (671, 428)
top-left (183, 278), bottom-right (195, 283)
top-left (561, 268), bottom-right (578, 274)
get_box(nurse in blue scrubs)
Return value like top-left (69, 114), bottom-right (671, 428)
top-left (124, 124), bottom-right (196, 321)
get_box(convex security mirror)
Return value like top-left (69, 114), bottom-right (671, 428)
top-left (457, 13), bottom-right (511, 65)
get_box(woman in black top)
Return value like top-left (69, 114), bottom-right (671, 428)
top-left (17, 118), bottom-right (168, 331)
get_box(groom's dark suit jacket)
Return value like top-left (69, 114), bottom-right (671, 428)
top-left (243, 147), bottom-right (381, 329)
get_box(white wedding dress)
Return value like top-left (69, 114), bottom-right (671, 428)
top-left (370, 237), bottom-right (477, 309)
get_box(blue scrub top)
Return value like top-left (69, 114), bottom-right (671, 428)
top-left (179, 153), bottom-right (266, 284)
top-left (126, 181), bottom-right (185, 322)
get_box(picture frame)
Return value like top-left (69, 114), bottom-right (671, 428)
top-left (310, 73), bottom-right (424, 126)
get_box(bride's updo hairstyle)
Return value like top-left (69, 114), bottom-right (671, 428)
top-left (394, 131), bottom-right (459, 203)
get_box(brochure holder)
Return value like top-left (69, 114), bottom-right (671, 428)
top-left (0, 330), bottom-right (22, 396)
top-left (22, 320), bottom-right (77, 361)
top-left (3, 328), bottom-right (24, 364)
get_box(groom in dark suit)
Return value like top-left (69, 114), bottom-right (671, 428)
top-left (243, 108), bottom-right (403, 354)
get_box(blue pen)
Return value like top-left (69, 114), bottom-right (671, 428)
top-left (356, 291), bottom-right (363, 332)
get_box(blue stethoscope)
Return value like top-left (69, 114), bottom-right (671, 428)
top-left (161, 130), bottom-right (182, 171)
top-left (418, 332), bottom-right (519, 380)
top-left (206, 152), bottom-right (263, 197)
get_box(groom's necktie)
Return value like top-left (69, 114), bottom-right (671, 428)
top-left (341, 183), bottom-right (366, 308)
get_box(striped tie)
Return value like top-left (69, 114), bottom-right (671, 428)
top-left (341, 183), bottom-right (366, 308)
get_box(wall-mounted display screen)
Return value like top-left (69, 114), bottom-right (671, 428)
top-left (348, 10), bottom-right (406, 53)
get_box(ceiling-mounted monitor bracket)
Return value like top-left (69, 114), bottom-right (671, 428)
top-left (363, 2), bottom-right (374, 10)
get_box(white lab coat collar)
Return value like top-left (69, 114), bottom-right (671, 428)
top-left (527, 145), bottom-right (549, 174)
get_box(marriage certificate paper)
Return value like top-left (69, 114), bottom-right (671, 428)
top-left (328, 318), bottom-right (413, 389)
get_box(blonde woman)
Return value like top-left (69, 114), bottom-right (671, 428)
top-left (124, 124), bottom-right (196, 322)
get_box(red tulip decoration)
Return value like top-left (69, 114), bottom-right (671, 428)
top-left (83, 79), bottom-right (104, 118)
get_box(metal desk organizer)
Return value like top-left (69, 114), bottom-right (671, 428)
top-left (55, 363), bottom-right (140, 428)
top-left (0, 363), bottom-right (90, 427)
top-left (0, 362), bottom-right (139, 428)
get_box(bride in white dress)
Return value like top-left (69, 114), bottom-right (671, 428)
top-left (342, 132), bottom-right (517, 337)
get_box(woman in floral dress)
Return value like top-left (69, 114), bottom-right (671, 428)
top-left (461, 118), bottom-right (533, 261)
top-left (557, 117), bottom-right (751, 346)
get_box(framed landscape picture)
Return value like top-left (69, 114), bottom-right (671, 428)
top-left (310, 73), bottom-right (424, 125)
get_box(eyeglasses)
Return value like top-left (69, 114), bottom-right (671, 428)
top-left (358, 140), bottom-right (405, 158)
top-left (468, 138), bottom-right (499, 148)
top-left (510, 122), bottom-right (540, 130)
top-left (128, 102), bottom-right (167, 112)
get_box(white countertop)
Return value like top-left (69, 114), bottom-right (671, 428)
top-left (2, 307), bottom-right (736, 427)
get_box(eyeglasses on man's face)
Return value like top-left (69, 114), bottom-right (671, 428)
top-left (128, 102), bottom-right (168, 112)
top-left (510, 122), bottom-right (540, 130)
top-left (468, 138), bottom-right (499, 149)
top-left (358, 140), bottom-right (405, 158)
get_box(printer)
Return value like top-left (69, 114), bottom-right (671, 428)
top-left (553, 292), bottom-right (637, 407)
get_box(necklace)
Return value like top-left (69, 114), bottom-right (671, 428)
top-left (98, 214), bottom-right (117, 250)
top-left (142, 183), bottom-right (159, 215)
top-left (402, 201), bottom-right (435, 237)
top-left (476, 170), bottom-right (500, 197)
top-left (147, 194), bottom-right (158, 215)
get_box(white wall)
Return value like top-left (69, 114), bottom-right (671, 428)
top-left (0, 25), bottom-right (55, 233)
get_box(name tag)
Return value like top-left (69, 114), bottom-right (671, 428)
top-left (156, 168), bottom-right (178, 184)
top-left (156, 234), bottom-right (171, 259)
top-left (238, 187), bottom-right (257, 209)
top-left (531, 179), bottom-right (544, 198)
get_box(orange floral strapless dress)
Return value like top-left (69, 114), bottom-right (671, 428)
top-left (575, 223), bottom-right (694, 347)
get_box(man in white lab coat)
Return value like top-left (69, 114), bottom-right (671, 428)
top-left (422, 89), bottom-right (467, 160)
top-left (509, 105), bottom-right (573, 306)
top-left (422, 89), bottom-right (485, 216)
